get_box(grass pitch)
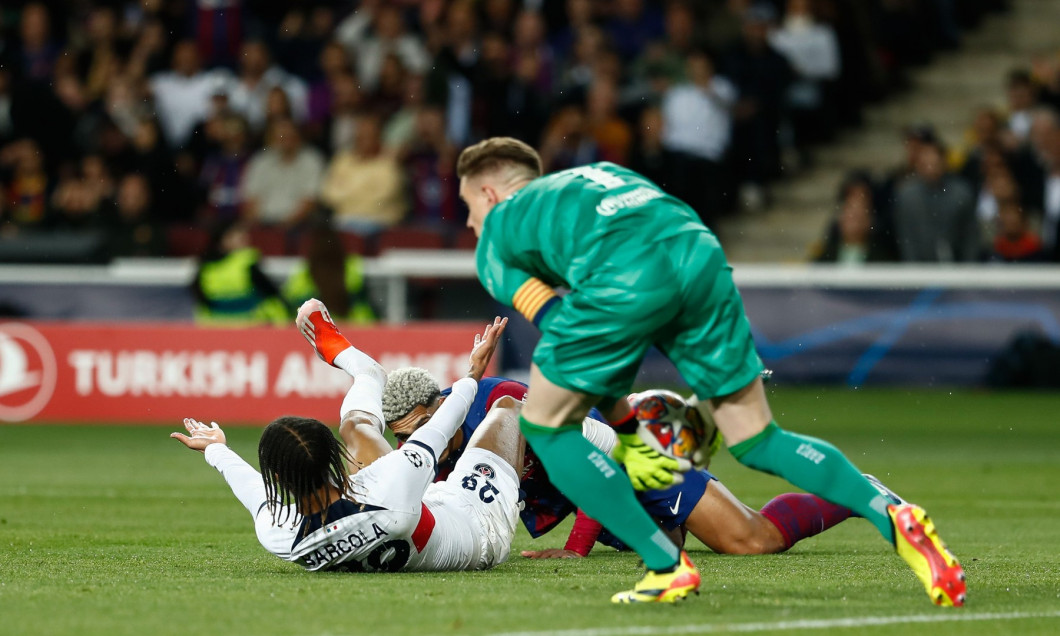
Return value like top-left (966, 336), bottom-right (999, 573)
top-left (2, 388), bottom-right (1059, 636)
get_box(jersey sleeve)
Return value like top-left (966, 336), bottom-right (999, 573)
top-left (476, 223), bottom-right (560, 328)
top-left (203, 443), bottom-right (297, 560)
top-left (348, 445), bottom-right (437, 515)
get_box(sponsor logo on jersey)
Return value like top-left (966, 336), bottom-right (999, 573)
top-left (0, 323), bottom-right (57, 422)
top-left (473, 463), bottom-right (495, 479)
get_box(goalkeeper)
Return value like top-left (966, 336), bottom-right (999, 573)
top-left (457, 138), bottom-right (965, 606)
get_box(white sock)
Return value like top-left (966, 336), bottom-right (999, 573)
top-left (333, 347), bottom-right (386, 384)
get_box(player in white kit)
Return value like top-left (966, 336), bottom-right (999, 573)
top-left (170, 302), bottom-right (521, 573)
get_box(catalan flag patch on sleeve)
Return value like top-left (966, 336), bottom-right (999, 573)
top-left (512, 277), bottom-right (559, 327)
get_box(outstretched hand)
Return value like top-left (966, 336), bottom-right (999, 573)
top-left (468, 316), bottom-right (508, 381)
top-left (170, 418), bottom-right (227, 453)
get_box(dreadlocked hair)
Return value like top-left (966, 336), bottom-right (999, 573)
top-left (258, 416), bottom-right (352, 527)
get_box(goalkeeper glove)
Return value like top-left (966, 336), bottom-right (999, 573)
top-left (613, 432), bottom-right (691, 491)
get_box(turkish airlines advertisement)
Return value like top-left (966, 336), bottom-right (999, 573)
top-left (0, 322), bottom-right (492, 425)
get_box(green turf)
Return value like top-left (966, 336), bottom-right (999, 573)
top-left (2, 388), bottom-right (1059, 636)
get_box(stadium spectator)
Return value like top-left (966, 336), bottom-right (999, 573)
top-left (274, 5), bottom-right (336, 81)
top-left (550, 0), bottom-right (597, 62)
top-left (150, 40), bottom-right (222, 148)
top-left (973, 164), bottom-right (1020, 248)
top-left (193, 0), bottom-right (244, 69)
top-left (125, 18), bottom-right (169, 80)
top-left (768, 0), bottom-right (841, 148)
top-left (723, 3), bottom-right (794, 209)
top-left (371, 54), bottom-right (411, 121)
top-left (425, 0), bottom-right (479, 145)
top-left (472, 31), bottom-right (549, 144)
top-left (1005, 69), bottom-right (1039, 146)
top-left (102, 75), bottom-right (147, 144)
top-left (893, 138), bottom-right (979, 262)
top-left (306, 41), bottom-right (355, 128)
top-left (606, 0), bottom-right (665, 63)
top-left (333, 0), bottom-right (379, 54)
top-left (511, 10), bottom-right (556, 96)
top-left (383, 74), bottom-right (426, 155)
top-left (49, 167), bottom-right (109, 233)
top-left (990, 197), bottom-right (1044, 262)
top-left (199, 114), bottom-right (250, 225)
top-left (628, 105), bottom-right (675, 194)
top-left (958, 108), bottom-right (1009, 187)
top-left (586, 78), bottom-right (632, 166)
top-left (557, 25), bottom-right (607, 97)
top-left (1027, 107), bottom-right (1060, 259)
top-left (482, 0), bottom-right (517, 37)
top-left (1, 140), bottom-right (48, 229)
top-left (240, 117), bottom-right (324, 228)
top-left (352, 4), bottom-right (430, 92)
top-left (630, 0), bottom-right (699, 88)
top-left (15, 2), bottom-right (60, 83)
top-left (0, 0), bottom-right (1019, 267)
top-left (126, 116), bottom-right (192, 224)
top-left (704, 0), bottom-right (750, 53)
top-left (815, 173), bottom-right (896, 265)
top-left (661, 48), bottom-right (736, 221)
top-left (191, 221), bottom-right (288, 325)
top-left (1031, 50), bottom-right (1060, 112)
top-left (108, 173), bottom-right (164, 257)
top-left (184, 79), bottom-right (235, 163)
top-left (228, 40), bottom-right (309, 133)
top-left (77, 6), bottom-right (120, 102)
top-left (320, 113), bottom-right (406, 233)
top-left (877, 124), bottom-right (939, 245)
top-left (317, 73), bottom-right (362, 155)
top-left (403, 105), bottom-right (461, 227)
top-left (539, 104), bottom-right (600, 173)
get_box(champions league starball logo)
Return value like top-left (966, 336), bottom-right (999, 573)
top-left (0, 324), bottom-right (57, 422)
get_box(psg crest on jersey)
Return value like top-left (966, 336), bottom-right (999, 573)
top-left (473, 463), bottom-right (496, 479)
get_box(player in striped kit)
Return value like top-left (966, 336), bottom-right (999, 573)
top-left (170, 301), bottom-right (520, 573)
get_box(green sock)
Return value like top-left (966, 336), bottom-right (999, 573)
top-left (731, 422), bottom-right (895, 543)
top-left (520, 416), bottom-right (679, 571)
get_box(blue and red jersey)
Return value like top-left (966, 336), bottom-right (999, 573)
top-left (435, 376), bottom-right (715, 543)
top-left (437, 377), bottom-right (605, 537)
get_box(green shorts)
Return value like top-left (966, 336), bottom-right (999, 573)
top-left (532, 230), bottom-right (764, 401)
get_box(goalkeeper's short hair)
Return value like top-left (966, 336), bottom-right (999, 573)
top-left (382, 367), bottom-right (442, 424)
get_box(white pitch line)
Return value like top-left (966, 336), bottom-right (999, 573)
top-left (488, 610), bottom-right (1060, 636)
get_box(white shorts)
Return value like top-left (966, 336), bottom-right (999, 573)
top-left (427, 447), bottom-right (520, 569)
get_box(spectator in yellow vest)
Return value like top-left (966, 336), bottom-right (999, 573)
top-left (192, 221), bottom-right (289, 325)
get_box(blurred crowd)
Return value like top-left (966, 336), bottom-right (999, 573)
top-left (0, 0), bottom-right (1010, 263)
top-left (814, 57), bottom-right (1060, 264)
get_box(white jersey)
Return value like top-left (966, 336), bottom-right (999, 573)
top-left (204, 439), bottom-right (520, 573)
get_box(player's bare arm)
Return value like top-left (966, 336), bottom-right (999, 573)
top-left (468, 316), bottom-right (507, 381)
top-left (338, 411), bottom-right (393, 475)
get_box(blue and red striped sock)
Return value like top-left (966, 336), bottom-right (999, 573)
top-left (760, 493), bottom-right (855, 551)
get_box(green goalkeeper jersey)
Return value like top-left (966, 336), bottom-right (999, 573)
top-left (476, 162), bottom-right (712, 321)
